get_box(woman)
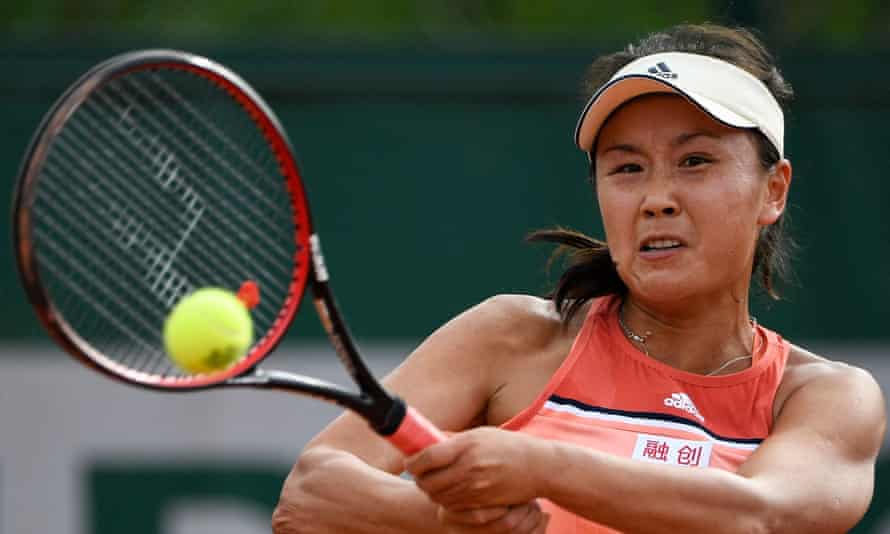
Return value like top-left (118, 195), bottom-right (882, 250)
top-left (272, 24), bottom-right (885, 533)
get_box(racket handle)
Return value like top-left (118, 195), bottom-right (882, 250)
top-left (386, 406), bottom-right (447, 455)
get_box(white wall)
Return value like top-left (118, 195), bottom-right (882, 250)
top-left (1, 342), bottom-right (887, 534)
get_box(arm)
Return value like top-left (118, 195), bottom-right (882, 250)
top-left (408, 363), bottom-right (886, 533)
top-left (272, 447), bottom-right (546, 534)
top-left (272, 445), bottom-right (438, 533)
top-left (272, 295), bottom-right (553, 534)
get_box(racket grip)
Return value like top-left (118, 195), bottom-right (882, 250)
top-left (386, 406), bottom-right (447, 456)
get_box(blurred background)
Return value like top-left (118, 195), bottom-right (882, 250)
top-left (1, 0), bottom-right (888, 532)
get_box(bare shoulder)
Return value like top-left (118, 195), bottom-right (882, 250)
top-left (459, 294), bottom-right (591, 368)
top-left (385, 294), bottom-right (570, 394)
top-left (396, 293), bottom-right (571, 379)
top-left (779, 344), bottom-right (883, 403)
top-left (465, 294), bottom-right (571, 353)
top-left (774, 344), bottom-right (886, 455)
top-left (472, 295), bottom-right (589, 425)
top-left (381, 294), bottom-right (590, 429)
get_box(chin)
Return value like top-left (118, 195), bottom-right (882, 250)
top-left (636, 285), bottom-right (697, 305)
top-left (625, 271), bottom-right (702, 303)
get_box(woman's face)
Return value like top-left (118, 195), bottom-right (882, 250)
top-left (594, 94), bottom-right (790, 306)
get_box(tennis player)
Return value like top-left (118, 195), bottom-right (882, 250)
top-left (272, 24), bottom-right (885, 533)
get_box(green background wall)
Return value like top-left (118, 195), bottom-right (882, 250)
top-left (2, 46), bottom-right (889, 343)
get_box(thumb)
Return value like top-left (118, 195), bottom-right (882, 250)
top-left (404, 436), bottom-right (463, 477)
top-left (537, 513), bottom-right (551, 533)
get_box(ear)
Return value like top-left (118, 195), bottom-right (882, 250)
top-left (757, 159), bottom-right (792, 225)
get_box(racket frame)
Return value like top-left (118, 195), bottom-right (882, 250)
top-left (12, 49), bottom-right (406, 435)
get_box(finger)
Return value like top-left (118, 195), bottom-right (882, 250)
top-left (433, 474), bottom-right (506, 510)
top-left (487, 504), bottom-right (534, 532)
top-left (413, 461), bottom-right (476, 502)
top-left (404, 438), bottom-right (464, 477)
top-left (535, 513), bottom-right (550, 534)
top-left (511, 503), bottom-right (545, 534)
top-left (438, 505), bottom-right (510, 526)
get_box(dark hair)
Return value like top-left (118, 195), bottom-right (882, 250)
top-left (529, 24), bottom-right (796, 324)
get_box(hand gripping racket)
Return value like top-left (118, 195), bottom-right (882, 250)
top-left (11, 49), bottom-right (445, 455)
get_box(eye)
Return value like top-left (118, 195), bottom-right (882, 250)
top-left (609, 163), bottom-right (643, 175)
top-left (679, 155), bottom-right (712, 168)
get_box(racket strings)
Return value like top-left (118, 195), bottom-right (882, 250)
top-left (30, 65), bottom-right (304, 377)
top-left (37, 157), bottom-right (198, 369)
top-left (73, 90), bottom-right (293, 329)
top-left (144, 71), bottom-right (290, 204)
top-left (58, 106), bottom-right (291, 310)
top-left (34, 225), bottom-right (162, 355)
top-left (37, 162), bottom-right (198, 375)
top-left (92, 80), bottom-right (299, 310)
top-left (37, 163), bottom-right (277, 353)
top-left (46, 136), bottom-right (198, 295)
top-left (120, 80), bottom-right (283, 218)
top-left (98, 77), bottom-right (295, 258)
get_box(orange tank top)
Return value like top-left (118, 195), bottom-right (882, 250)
top-left (500, 296), bottom-right (789, 533)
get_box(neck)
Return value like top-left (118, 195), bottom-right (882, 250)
top-left (619, 294), bottom-right (756, 375)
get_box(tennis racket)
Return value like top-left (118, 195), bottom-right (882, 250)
top-left (11, 49), bottom-right (445, 455)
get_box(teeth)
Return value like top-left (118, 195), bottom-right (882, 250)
top-left (646, 239), bottom-right (681, 250)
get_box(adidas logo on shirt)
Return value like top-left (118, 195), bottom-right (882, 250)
top-left (648, 62), bottom-right (678, 80)
top-left (664, 393), bottom-right (704, 422)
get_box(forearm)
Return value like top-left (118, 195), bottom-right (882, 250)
top-left (273, 446), bottom-right (443, 534)
top-left (536, 441), bottom-right (773, 534)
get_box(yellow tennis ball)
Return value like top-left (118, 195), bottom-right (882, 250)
top-left (163, 287), bottom-right (253, 374)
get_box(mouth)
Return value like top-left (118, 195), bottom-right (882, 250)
top-left (640, 238), bottom-right (685, 252)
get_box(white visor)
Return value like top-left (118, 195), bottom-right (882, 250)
top-left (574, 52), bottom-right (784, 157)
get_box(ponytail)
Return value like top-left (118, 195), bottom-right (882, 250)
top-left (526, 228), bottom-right (626, 324)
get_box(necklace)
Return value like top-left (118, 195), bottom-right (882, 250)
top-left (618, 302), bottom-right (758, 376)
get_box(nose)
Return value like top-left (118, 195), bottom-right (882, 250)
top-left (643, 204), bottom-right (678, 217)
top-left (640, 177), bottom-right (681, 218)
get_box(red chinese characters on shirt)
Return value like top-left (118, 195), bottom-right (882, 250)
top-left (677, 444), bottom-right (704, 466)
top-left (638, 439), bottom-right (707, 466)
top-left (642, 440), bottom-right (670, 461)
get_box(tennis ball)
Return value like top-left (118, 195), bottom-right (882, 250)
top-left (163, 287), bottom-right (253, 374)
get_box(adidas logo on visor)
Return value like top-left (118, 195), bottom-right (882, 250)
top-left (648, 62), bottom-right (678, 80)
